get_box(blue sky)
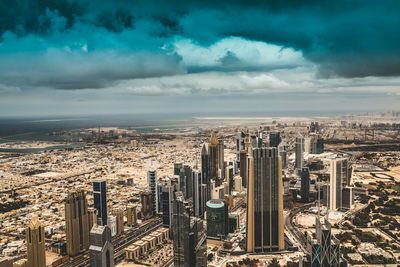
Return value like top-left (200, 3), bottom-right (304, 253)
top-left (1, 0), bottom-right (400, 116)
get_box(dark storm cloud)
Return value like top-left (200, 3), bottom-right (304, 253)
top-left (1, 0), bottom-right (400, 91)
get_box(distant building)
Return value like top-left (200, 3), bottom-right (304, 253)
top-left (201, 144), bottom-right (210, 200)
top-left (301, 168), bottom-right (310, 202)
top-left (183, 165), bottom-right (193, 199)
top-left (305, 218), bottom-right (341, 267)
top-left (218, 139), bottom-right (225, 179)
top-left (226, 165), bottom-right (234, 194)
top-left (26, 217), bottom-right (46, 267)
top-left (141, 190), bottom-right (153, 220)
top-left (112, 209), bottom-right (124, 235)
top-left (269, 132), bottom-right (281, 148)
top-left (93, 179), bottom-right (107, 226)
top-left (235, 131), bottom-right (246, 170)
top-left (89, 225), bottom-right (114, 267)
top-left (147, 161), bottom-right (157, 214)
top-left (246, 147), bottom-right (284, 252)
top-left (88, 207), bottom-right (97, 231)
top-left (234, 175), bottom-right (242, 191)
top-left (126, 204), bottom-right (137, 227)
top-left (295, 134), bottom-right (304, 174)
top-left (65, 190), bottom-right (89, 256)
top-left (192, 170), bottom-right (206, 218)
top-left (206, 199), bottom-right (229, 239)
top-left (172, 192), bottom-right (206, 267)
top-left (157, 176), bottom-right (179, 228)
top-left (329, 158), bottom-right (352, 211)
top-left (239, 150), bottom-right (247, 188)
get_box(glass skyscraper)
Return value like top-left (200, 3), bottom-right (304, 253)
top-left (93, 179), bottom-right (107, 226)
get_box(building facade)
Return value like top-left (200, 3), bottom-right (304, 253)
top-left (26, 217), bottom-right (46, 267)
top-left (246, 147), bottom-right (284, 252)
top-left (65, 190), bottom-right (89, 256)
top-left (93, 179), bottom-right (107, 226)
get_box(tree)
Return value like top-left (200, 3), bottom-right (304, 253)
top-left (269, 258), bottom-right (281, 267)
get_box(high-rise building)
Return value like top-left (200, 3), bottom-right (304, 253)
top-left (192, 169), bottom-right (205, 218)
top-left (140, 190), bottom-right (153, 220)
top-left (89, 224), bottom-right (114, 267)
top-left (157, 176), bottom-right (179, 228)
top-left (88, 208), bottom-right (97, 231)
top-left (246, 147), bottom-right (284, 252)
top-left (295, 134), bottom-right (304, 174)
top-left (235, 131), bottom-right (246, 168)
top-left (126, 204), bottom-right (137, 227)
top-left (301, 167), bottom-right (310, 202)
top-left (218, 139), bottom-right (225, 179)
top-left (26, 217), bottom-right (46, 267)
top-left (172, 192), bottom-right (206, 267)
top-left (206, 199), bottom-right (229, 239)
top-left (183, 165), bottom-right (193, 199)
top-left (278, 144), bottom-right (287, 170)
top-left (311, 218), bottom-right (340, 267)
top-left (112, 209), bottom-right (124, 235)
top-left (226, 165), bottom-right (234, 194)
top-left (329, 158), bottom-right (352, 211)
top-left (174, 162), bottom-right (183, 176)
top-left (201, 144), bottom-right (210, 200)
top-left (269, 132), bottom-right (281, 148)
top-left (147, 161), bottom-right (157, 214)
top-left (93, 179), bottom-right (107, 226)
top-left (239, 150), bottom-right (247, 187)
top-left (209, 131), bottom-right (219, 187)
top-left (65, 190), bottom-right (89, 256)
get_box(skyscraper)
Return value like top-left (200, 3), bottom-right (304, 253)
top-left (147, 161), bottom-right (157, 214)
top-left (209, 131), bottom-right (219, 186)
top-left (295, 134), bottom-right (304, 174)
top-left (192, 169), bottom-right (205, 218)
top-left (300, 167), bottom-right (310, 202)
top-left (239, 150), bottom-right (247, 187)
top-left (183, 165), bottom-right (193, 199)
top-left (201, 144), bottom-right (210, 200)
top-left (269, 132), bottom-right (281, 148)
top-left (158, 176), bottom-right (179, 228)
top-left (126, 204), bottom-right (137, 227)
top-left (329, 157), bottom-right (352, 211)
top-left (89, 224), bottom-right (114, 267)
top-left (26, 217), bottom-right (46, 267)
top-left (218, 138), bottom-right (225, 179)
top-left (235, 131), bottom-right (246, 168)
top-left (226, 165), bottom-right (234, 194)
top-left (315, 218), bottom-right (340, 267)
top-left (172, 192), bottom-right (206, 267)
top-left (93, 179), bottom-right (107, 226)
top-left (65, 190), bottom-right (89, 256)
top-left (246, 147), bottom-right (284, 252)
top-left (206, 199), bottom-right (229, 239)
top-left (140, 190), bottom-right (153, 219)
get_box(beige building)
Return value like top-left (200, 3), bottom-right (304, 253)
top-left (126, 204), bottom-right (137, 227)
top-left (26, 217), bottom-right (46, 267)
top-left (12, 259), bottom-right (27, 267)
top-left (65, 190), bottom-right (89, 256)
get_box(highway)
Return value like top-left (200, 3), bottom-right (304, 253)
top-left (60, 217), bottom-right (163, 267)
top-left (284, 202), bottom-right (316, 254)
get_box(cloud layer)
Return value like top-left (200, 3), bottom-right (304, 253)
top-left (1, 1), bottom-right (400, 115)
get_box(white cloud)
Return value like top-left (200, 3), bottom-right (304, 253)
top-left (172, 36), bottom-right (307, 70)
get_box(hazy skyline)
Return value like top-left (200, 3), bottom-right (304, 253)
top-left (1, 1), bottom-right (400, 116)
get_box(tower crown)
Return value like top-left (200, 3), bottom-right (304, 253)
top-left (210, 131), bottom-right (218, 146)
